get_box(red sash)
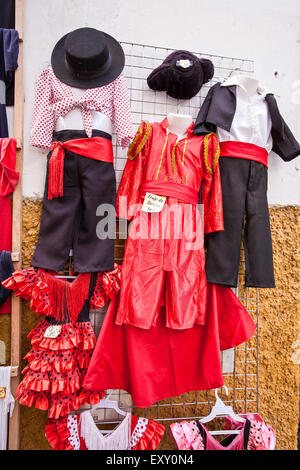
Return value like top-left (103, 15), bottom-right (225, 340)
top-left (48, 136), bottom-right (113, 200)
top-left (140, 180), bottom-right (199, 205)
top-left (220, 141), bottom-right (268, 168)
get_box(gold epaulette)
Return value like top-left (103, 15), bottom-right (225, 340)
top-left (127, 122), bottom-right (151, 160)
top-left (203, 132), bottom-right (220, 175)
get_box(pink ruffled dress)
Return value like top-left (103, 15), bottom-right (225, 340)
top-left (171, 413), bottom-right (276, 450)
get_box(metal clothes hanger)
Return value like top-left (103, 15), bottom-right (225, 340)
top-left (200, 386), bottom-right (246, 436)
top-left (228, 67), bottom-right (242, 78)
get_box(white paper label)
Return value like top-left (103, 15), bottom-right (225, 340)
top-left (142, 192), bottom-right (166, 213)
top-left (221, 348), bottom-right (235, 374)
top-left (44, 325), bottom-right (62, 339)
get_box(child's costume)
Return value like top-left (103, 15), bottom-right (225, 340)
top-left (194, 77), bottom-right (300, 287)
top-left (2, 265), bottom-right (121, 419)
top-left (45, 412), bottom-right (165, 450)
top-left (29, 66), bottom-right (133, 273)
top-left (170, 413), bottom-right (276, 450)
top-left (116, 118), bottom-right (224, 329)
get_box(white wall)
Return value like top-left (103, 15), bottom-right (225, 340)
top-left (22, 0), bottom-right (300, 204)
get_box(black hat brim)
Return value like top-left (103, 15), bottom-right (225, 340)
top-left (51, 31), bottom-right (125, 88)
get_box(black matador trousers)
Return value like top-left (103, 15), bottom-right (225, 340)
top-left (31, 130), bottom-right (116, 273)
top-left (205, 157), bottom-right (275, 288)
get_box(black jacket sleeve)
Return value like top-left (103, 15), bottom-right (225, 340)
top-left (271, 119), bottom-right (300, 162)
top-left (266, 94), bottom-right (300, 161)
top-left (194, 86), bottom-right (217, 135)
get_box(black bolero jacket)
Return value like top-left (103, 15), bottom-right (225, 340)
top-left (194, 82), bottom-right (300, 162)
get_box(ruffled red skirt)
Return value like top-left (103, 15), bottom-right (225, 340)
top-left (83, 283), bottom-right (256, 407)
top-left (17, 319), bottom-right (104, 419)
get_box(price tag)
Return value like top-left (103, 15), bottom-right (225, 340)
top-left (44, 325), bottom-right (62, 339)
top-left (0, 387), bottom-right (6, 399)
top-left (142, 192), bottom-right (166, 213)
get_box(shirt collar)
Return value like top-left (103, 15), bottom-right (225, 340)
top-left (160, 117), bottom-right (195, 136)
top-left (221, 75), bottom-right (273, 97)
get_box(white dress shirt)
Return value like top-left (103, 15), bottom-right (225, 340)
top-left (218, 75), bottom-right (273, 153)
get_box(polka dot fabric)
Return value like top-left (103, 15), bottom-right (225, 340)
top-left (67, 415), bottom-right (81, 450)
top-left (16, 319), bottom-right (104, 419)
top-left (130, 417), bottom-right (147, 448)
top-left (30, 66), bottom-right (133, 149)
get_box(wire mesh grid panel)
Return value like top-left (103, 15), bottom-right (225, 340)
top-left (89, 42), bottom-right (258, 432)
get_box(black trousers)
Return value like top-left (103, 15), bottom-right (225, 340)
top-left (205, 157), bottom-right (275, 288)
top-left (31, 130), bottom-right (116, 273)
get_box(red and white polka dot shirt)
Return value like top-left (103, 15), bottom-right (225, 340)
top-left (30, 66), bottom-right (134, 149)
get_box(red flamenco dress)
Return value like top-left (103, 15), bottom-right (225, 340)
top-left (2, 265), bottom-right (121, 419)
top-left (0, 137), bottom-right (19, 314)
top-left (83, 284), bottom-right (256, 408)
top-left (45, 411), bottom-right (165, 450)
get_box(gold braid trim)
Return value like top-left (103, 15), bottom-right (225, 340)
top-left (203, 133), bottom-right (220, 175)
top-left (127, 122), bottom-right (151, 160)
top-left (181, 137), bottom-right (188, 165)
top-left (171, 141), bottom-right (179, 180)
top-left (155, 134), bottom-right (168, 180)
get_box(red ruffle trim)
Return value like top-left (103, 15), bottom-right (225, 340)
top-left (2, 268), bottom-right (37, 300)
top-left (45, 417), bottom-right (74, 450)
top-left (28, 320), bottom-right (96, 351)
top-left (16, 320), bottom-right (104, 419)
top-left (90, 264), bottom-right (121, 309)
top-left (3, 266), bottom-right (121, 320)
top-left (131, 418), bottom-right (165, 450)
top-left (45, 417), bottom-right (88, 451)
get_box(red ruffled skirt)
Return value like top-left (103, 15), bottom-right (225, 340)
top-left (83, 283), bottom-right (256, 407)
top-left (17, 319), bottom-right (104, 419)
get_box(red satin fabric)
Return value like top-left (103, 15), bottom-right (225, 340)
top-left (141, 180), bottom-right (199, 204)
top-left (83, 283), bottom-right (256, 408)
top-left (116, 119), bottom-right (223, 234)
top-left (220, 141), bottom-right (269, 167)
top-left (115, 119), bottom-right (224, 329)
top-left (116, 202), bottom-right (209, 328)
top-left (0, 138), bottom-right (18, 314)
top-left (48, 136), bottom-right (113, 199)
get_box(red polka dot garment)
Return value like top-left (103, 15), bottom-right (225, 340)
top-left (2, 266), bottom-right (121, 419)
top-left (30, 66), bottom-right (133, 149)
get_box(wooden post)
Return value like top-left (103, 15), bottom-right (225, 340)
top-left (8, 0), bottom-right (24, 450)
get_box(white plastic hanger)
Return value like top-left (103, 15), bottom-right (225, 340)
top-left (90, 391), bottom-right (127, 417)
top-left (200, 386), bottom-right (245, 436)
top-left (88, 392), bottom-right (127, 435)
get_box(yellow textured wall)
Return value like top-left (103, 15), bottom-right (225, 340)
top-left (0, 200), bottom-right (299, 450)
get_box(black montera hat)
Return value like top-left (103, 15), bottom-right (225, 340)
top-left (147, 50), bottom-right (214, 100)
